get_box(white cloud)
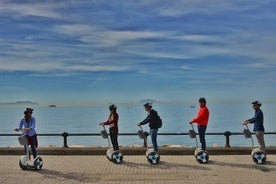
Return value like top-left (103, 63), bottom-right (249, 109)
top-left (0, 59), bottom-right (130, 73)
top-left (156, 0), bottom-right (274, 17)
top-left (181, 65), bottom-right (192, 70)
top-left (0, 1), bottom-right (64, 19)
top-left (63, 64), bottom-right (130, 72)
top-left (80, 30), bottom-right (167, 47)
top-left (0, 61), bottom-right (63, 72)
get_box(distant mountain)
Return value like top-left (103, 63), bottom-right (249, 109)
top-left (140, 99), bottom-right (157, 104)
top-left (0, 101), bottom-right (39, 105)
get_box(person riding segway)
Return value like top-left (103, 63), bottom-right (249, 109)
top-left (14, 108), bottom-right (43, 170)
top-left (137, 102), bottom-right (162, 164)
top-left (99, 104), bottom-right (123, 163)
top-left (242, 101), bottom-right (266, 164)
top-left (189, 97), bottom-right (210, 164)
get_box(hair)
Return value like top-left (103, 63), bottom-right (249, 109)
top-left (109, 104), bottom-right (117, 111)
top-left (199, 97), bottom-right (206, 104)
top-left (143, 102), bottom-right (153, 108)
top-left (24, 108), bottom-right (33, 115)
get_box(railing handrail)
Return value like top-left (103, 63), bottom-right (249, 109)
top-left (1, 131), bottom-right (275, 148)
top-left (1, 131), bottom-right (276, 136)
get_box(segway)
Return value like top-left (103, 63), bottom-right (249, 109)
top-left (243, 124), bottom-right (266, 164)
top-left (188, 123), bottom-right (209, 164)
top-left (137, 125), bottom-right (160, 164)
top-left (100, 125), bottom-right (123, 164)
top-left (17, 133), bottom-right (43, 170)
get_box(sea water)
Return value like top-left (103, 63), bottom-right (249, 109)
top-left (0, 103), bottom-right (275, 147)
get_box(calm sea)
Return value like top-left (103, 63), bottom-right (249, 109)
top-left (0, 103), bottom-right (275, 147)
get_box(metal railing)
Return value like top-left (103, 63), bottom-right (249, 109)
top-left (1, 131), bottom-right (275, 148)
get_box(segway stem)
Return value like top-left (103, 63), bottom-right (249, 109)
top-left (102, 125), bottom-right (111, 148)
top-left (245, 124), bottom-right (255, 148)
top-left (19, 130), bottom-right (31, 161)
top-left (138, 125), bottom-right (148, 149)
top-left (190, 123), bottom-right (199, 148)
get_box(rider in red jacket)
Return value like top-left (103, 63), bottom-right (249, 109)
top-left (190, 98), bottom-right (209, 150)
top-left (99, 104), bottom-right (119, 151)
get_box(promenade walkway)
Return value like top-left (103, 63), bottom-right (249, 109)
top-left (0, 154), bottom-right (275, 184)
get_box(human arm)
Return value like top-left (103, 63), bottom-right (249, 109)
top-left (190, 107), bottom-right (207, 123)
top-left (244, 110), bottom-right (263, 125)
top-left (137, 115), bottom-right (150, 126)
top-left (99, 114), bottom-right (118, 126)
top-left (14, 119), bottom-right (24, 131)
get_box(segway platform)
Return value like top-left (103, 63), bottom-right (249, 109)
top-left (18, 135), bottom-right (43, 170)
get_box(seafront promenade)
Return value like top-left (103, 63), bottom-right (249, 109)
top-left (0, 146), bottom-right (275, 183)
top-left (0, 154), bottom-right (275, 184)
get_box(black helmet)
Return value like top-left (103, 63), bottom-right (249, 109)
top-left (252, 101), bottom-right (262, 106)
top-left (199, 97), bottom-right (206, 103)
top-left (109, 104), bottom-right (117, 110)
top-left (24, 108), bottom-right (33, 115)
top-left (143, 102), bottom-right (153, 108)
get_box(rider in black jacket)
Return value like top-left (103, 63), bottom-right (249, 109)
top-left (138, 103), bottom-right (162, 152)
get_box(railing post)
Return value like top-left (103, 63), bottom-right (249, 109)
top-left (224, 131), bottom-right (232, 147)
top-left (61, 132), bottom-right (69, 148)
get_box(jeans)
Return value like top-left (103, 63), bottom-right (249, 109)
top-left (109, 127), bottom-right (119, 151)
top-left (150, 129), bottom-right (158, 152)
top-left (256, 131), bottom-right (266, 152)
top-left (198, 125), bottom-right (207, 151)
top-left (24, 134), bottom-right (37, 159)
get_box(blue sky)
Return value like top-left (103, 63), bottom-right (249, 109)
top-left (0, 0), bottom-right (275, 106)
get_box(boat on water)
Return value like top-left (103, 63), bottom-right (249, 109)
top-left (49, 105), bottom-right (56, 107)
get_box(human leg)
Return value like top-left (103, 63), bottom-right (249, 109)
top-left (198, 125), bottom-right (207, 150)
top-left (29, 135), bottom-right (37, 159)
top-left (150, 129), bottom-right (158, 152)
top-left (256, 131), bottom-right (266, 152)
top-left (109, 127), bottom-right (119, 151)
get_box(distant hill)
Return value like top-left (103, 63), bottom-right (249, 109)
top-left (0, 101), bottom-right (39, 106)
top-left (140, 99), bottom-right (157, 104)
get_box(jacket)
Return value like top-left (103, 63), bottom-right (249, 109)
top-left (140, 109), bottom-right (162, 129)
top-left (103, 113), bottom-right (119, 134)
top-left (191, 106), bottom-right (209, 126)
top-left (248, 109), bottom-right (264, 132)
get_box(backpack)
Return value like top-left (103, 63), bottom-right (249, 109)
top-left (157, 115), bottom-right (162, 128)
top-left (152, 110), bottom-right (162, 128)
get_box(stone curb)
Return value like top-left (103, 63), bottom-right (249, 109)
top-left (0, 146), bottom-right (275, 155)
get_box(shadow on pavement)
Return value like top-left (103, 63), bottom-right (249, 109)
top-left (208, 160), bottom-right (276, 172)
top-left (37, 169), bottom-right (100, 183)
top-left (121, 160), bottom-right (211, 171)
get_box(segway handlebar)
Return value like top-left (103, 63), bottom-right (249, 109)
top-left (100, 125), bottom-right (109, 139)
top-left (188, 123), bottom-right (197, 139)
top-left (243, 124), bottom-right (254, 147)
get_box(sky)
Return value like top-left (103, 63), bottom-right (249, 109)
top-left (0, 0), bottom-right (276, 106)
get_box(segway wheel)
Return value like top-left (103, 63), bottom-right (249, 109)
top-left (112, 151), bottom-right (123, 164)
top-left (34, 157), bottom-right (43, 171)
top-left (195, 150), bottom-right (209, 164)
top-left (146, 150), bottom-right (160, 164)
top-left (19, 160), bottom-right (27, 170)
top-left (252, 150), bottom-right (266, 164)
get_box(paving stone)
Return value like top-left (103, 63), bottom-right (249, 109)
top-left (0, 155), bottom-right (275, 184)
